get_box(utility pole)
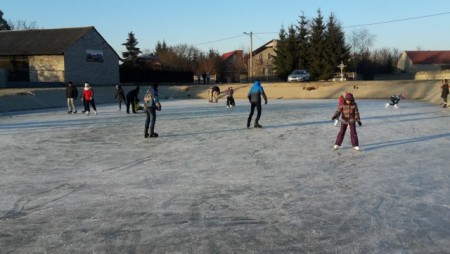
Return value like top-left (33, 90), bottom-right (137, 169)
top-left (244, 31), bottom-right (253, 81)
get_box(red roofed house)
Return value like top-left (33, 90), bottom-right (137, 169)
top-left (221, 50), bottom-right (246, 83)
top-left (397, 51), bottom-right (450, 73)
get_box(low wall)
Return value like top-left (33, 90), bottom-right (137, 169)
top-left (0, 80), bottom-right (443, 113)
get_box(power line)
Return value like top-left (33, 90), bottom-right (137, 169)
top-left (193, 34), bottom-right (246, 46)
top-left (192, 11), bottom-right (450, 47)
top-left (344, 11), bottom-right (450, 28)
top-left (193, 32), bottom-right (277, 47)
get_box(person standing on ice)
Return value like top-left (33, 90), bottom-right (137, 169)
top-left (143, 83), bottom-right (161, 138)
top-left (332, 93), bottom-right (361, 151)
top-left (65, 81), bottom-right (78, 114)
top-left (440, 79), bottom-right (449, 108)
top-left (226, 86), bottom-right (235, 108)
top-left (247, 80), bottom-right (267, 128)
top-left (82, 82), bottom-right (97, 115)
top-left (114, 84), bottom-right (126, 111)
top-left (385, 94), bottom-right (404, 109)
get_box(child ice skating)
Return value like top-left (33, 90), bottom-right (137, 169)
top-left (226, 86), bottom-right (235, 108)
top-left (440, 79), bottom-right (449, 108)
top-left (331, 93), bottom-right (362, 151)
top-left (385, 94), bottom-right (404, 109)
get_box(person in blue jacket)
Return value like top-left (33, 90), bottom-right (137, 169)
top-left (247, 80), bottom-right (268, 128)
top-left (144, 84), bottom-right (161, 138)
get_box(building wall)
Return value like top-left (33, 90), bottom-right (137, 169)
top-left (64, 29), bottom-right (119, 85)
top-left (29, 55), bottom-right (64, 82)
top-left (397, 52), bottom-right (412, 72)
top-left (252, 41), bottom-right (277, 78)
top-left (397, 52), bottom-right (442, 73)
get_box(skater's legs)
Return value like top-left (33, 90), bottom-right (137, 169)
top-left (335, 123), bottom-right (348, 146)
top-left (349, 123), bottom-right (359, 147)
top-left (90, 99), bottom-right (96, 111)
top-left (248, 103), bottom-right (256, 127)
top-left (254, 103), bottom-right (262, 125)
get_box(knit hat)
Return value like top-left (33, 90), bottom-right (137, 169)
top-left (84, 83), bottom-right (90, 88)
top-left (345, 93), bottom-right (353, 100)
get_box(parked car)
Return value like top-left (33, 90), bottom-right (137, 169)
top-left (287, 70), bottom-right (310, 82)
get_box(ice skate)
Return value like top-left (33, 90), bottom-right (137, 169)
top-left (94, 111), bottom-right (97, 115)
top-left (353, 146), bottom-right (361, 151)
top-left (85, 111), bottom-right (90, 116)
top-left (72, 111), bottom-right (77, 114)
top-left (254, 123), bottom-right (262, 128)
top-left (333, 145), bottom-right (339, 150)
top-left (150, 132), bottom-right (159, 138)
top-left (385, 102), bottom-right (389, 108)
top-left (67, 110), bottom-right (72, 114)
top-left (394, 105), bottom-right (399, 109)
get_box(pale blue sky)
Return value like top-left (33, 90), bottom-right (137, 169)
top-left (2, 0), bottom-right (450, 55)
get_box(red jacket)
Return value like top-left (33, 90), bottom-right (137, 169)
top-left (83, 88), bottom-right (94, 101)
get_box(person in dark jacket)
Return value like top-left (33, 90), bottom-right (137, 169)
top-left (332, 93), bottom-right (361, 151)
top-left (65, 81), bottom-right (78, 114)
top-left (226, 86), bottom-right (235, 108)
top-left (126, 85), bottom-right (140, 114)
top-left (385, 94), bottom-right (404, 109)
top-left (441, 79), bottom-right (449, 108)
top-left (247, 80), bottom-right (268, 128)
top-left (114, 84), bottom-right (126, 111)
top-left (144, 84), bottom-right (160, 138)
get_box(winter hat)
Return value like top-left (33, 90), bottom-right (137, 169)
top-left (345, 93), bottom-right (354, 100)
top-left (84, 83), bottom-right (90, 88)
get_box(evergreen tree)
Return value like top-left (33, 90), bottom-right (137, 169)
top-left (296, 13), bottom-right (310, 70)
top-left (308, 9), bottom-right (327, 80)
top-left (0, 10), bottom-right (11, 31)
top-left (323, 13), bottom-right (350, 80)
top-left (274, 26), bottom-right (297, 79)
top-left (155, 40), bottom-right (168, 55)
top-left (121, 32), bottom-right (142, 66)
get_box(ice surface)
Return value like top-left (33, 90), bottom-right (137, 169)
top-left (1, 99), bottom-right (449, 253)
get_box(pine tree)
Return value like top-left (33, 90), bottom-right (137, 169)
top-left (0, 10), bottom-right (11, 31)
top-left (296, 13), bottom-right (310, 70)
top-left (121, 32), bottom-right (142, 66)
top-left (323, 13), bottom-right (350, 80)
top-left (274, 25), bottom-right (297, 79)
top-left (308, 9), bottom-right (327, 80)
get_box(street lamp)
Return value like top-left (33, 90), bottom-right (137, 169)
top-left (244, 31), bottom-right (253, 81)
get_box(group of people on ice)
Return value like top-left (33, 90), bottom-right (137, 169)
top-left (66, 78), bottom-right (450, 150)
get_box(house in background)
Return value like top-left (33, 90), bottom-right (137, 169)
top-left (251, 39), bottom-right (277, 80)
top-left (221, 50), bottom-right (246, 83)
top-left (397, 50), bottom-right (450, 73)
top-left (0, 26), bottom-right (120, 86)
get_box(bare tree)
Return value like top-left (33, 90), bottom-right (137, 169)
top-left (348, 28), bottom-right (376, 57)
top-left (8, 19), bottom-right (38, 30)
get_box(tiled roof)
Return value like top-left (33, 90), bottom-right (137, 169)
top-left (405, 50), bottom-right (450, 65)
top-left (0, 26), bottom-right (99, 56)
top-left (221, 50), bottom-right (242, 60)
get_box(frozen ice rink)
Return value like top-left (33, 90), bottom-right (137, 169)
top-left (1, 99), bottom-right (449, 253)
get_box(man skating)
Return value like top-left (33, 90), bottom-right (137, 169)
top-left (247, 80), bottom-right (268, 128)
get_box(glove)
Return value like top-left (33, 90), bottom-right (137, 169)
top-left (357, 121), bottom-right (362, 126)
top-left (331, 116), bottom-right (337, 121)
top-left (265, 101), bottom-right (267, 105)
